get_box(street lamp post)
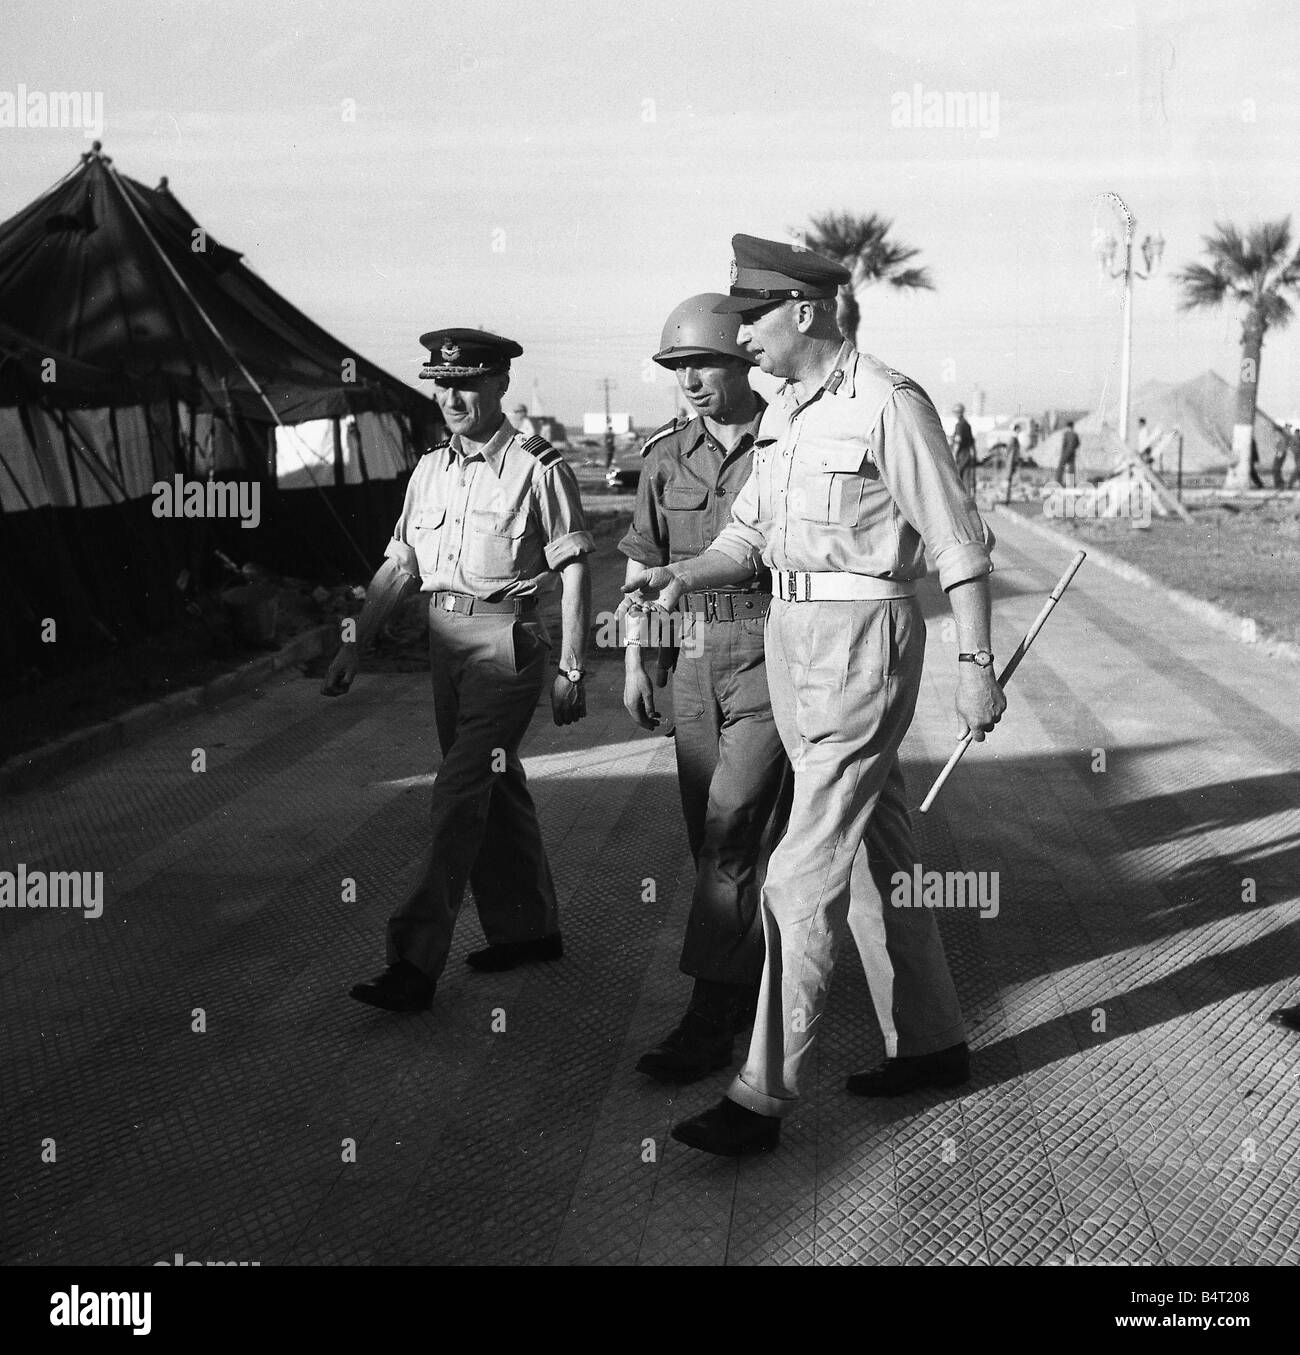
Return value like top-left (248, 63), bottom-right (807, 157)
top-left (1093, 193), bottom-right (1164, 446)
top-left (599, 377), bottom-right (617, 469)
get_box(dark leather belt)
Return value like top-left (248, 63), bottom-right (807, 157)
top-left (679, 591), bottom-right (772, 622)
top-left (429, 591), bottom-right (538, 617)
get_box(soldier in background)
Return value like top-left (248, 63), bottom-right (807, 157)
top-left (1055, 420), bottom-right (1081, 486)
top-left (951, 403), bottom-right (977, 493)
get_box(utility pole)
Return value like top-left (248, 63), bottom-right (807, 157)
top-left (599, 377), bottom-right (617, 469)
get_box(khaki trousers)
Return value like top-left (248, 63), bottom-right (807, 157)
top-left (728, 597), bottom-right (966, 1118)
top-left (386, 606), bottom-right (559, 982)
top-left (670, 612), bottom-right (792, 986)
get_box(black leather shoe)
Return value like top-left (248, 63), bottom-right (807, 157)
top-left (845, 1042), bottom-right (971, 1096)
top-left (465, 933), bottom-right (563, 972)
top-left (349, 960), bottom-right (435, 1012)
top-left (671, 1097), bottom-right (780, 1157)
top-left (636, 1010), bottom-right (735, 1083)
top-left (1268, 1003), bottom-right (1300, 1032)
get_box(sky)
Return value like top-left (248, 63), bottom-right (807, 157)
top-left (2, 0), bottom-right (1299, 430)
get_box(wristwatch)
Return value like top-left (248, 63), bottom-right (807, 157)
top-left (958, 650), bottom-right (995, 669)
top-left (560, 667), bottom-right (586, 683)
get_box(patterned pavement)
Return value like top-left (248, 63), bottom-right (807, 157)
top-left (2, 509), bottom-right (1298, 1266)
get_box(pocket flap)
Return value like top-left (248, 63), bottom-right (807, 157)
top-left (662, 485), bottom-right (708, 510)
top-left (816, 445), bottom-right (868, 473)
top-left (471, 508), bottom-right (528, 538)
top-left (413, 505), bottom-right (446, 530)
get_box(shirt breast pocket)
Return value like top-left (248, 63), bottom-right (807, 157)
top-left (467, 508), bottom-right (529, 581)
top-left (790, 445), bottom-right (868, 524)
top-left (661, 483), bottom-right (709, 555)
top-left (410, 505), bottom-right (446, 560)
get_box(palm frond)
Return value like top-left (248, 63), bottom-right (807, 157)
top-left (1173, 262), bottom-right (1230, 311)
top-left (802, 210), bottom-right (934, 292)
top-left (888, 266), bottom-right (935, 292)
top-left (1259, 290), bottom-right (1295, 333)
top-left (1177, 216), bottom-right (1300, 323)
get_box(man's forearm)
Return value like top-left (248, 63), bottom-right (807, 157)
top-left (351, 558), bottom-right (419, 650)
top-left (668, 548), bottom-right (755, 592)
top-left (946, 574), bottom-right (994, 652)
top-left (559, 556), bottom-right (591, 668)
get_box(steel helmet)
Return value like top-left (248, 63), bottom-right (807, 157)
top-left (653, 293), bottom-right (756, 367)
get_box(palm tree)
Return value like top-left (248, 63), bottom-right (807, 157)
top-left (1174, 219), bottom-right (1300, 489)
top-left (800, 211), bottom-right (935, 345)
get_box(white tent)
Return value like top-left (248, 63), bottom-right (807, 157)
top-left (1037, 372), bottom-right (1287, 480)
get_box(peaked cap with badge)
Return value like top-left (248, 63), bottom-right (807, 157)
top-left (419, 327), bottom-right (523, 380)
top-left (712, 234), bottom-right (851, 313)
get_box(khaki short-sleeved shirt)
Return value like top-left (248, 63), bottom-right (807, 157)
top-left (710, 344), bottom-right (994, 591)
top-left (618, 403), bottom-right (766, 576)
top-left (384, 417), bottom-right (594, 600)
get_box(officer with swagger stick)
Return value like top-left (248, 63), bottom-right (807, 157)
top-left (626, 237), bottom-right (1005, 1155)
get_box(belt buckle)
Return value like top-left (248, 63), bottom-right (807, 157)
top-left (704, 592), bottom-right (719, 623)
top-left (785, 570), bottom-right (797, 602)
top-left (439, 594), bottom-right (457, 613)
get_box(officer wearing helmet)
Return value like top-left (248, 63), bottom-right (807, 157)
top-left (616, 294), bottom-right (792, 1081)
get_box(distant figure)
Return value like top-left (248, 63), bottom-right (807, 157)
top-left (1249, 434), bottom-right (1263, 489)
top-left (950, 403), bottom-right (976, 493)
top-left (1136, 417), bottom-right (1154, 466)
top-left (1271, 430), bottom-right (1290, 489)
top-left (1055, 420), bottom-right (1080, 486)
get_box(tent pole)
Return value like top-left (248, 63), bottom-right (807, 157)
top-left (99, 160), bottom-right (374, 576)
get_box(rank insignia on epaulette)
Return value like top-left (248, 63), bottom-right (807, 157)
top-left (522, 433), bottom-right (562, 467)
top-left (640, 415), bottom-right (688, 458)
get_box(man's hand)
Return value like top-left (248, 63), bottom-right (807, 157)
top-left (321, 643), bottom-right (359, 697)
top-left (955, 665), bottom-right (1006, 742)
top-left (552, 673), bottom-right (587, 726)
top-left (623, 660), bottom-right (660, 731)
top-left (622, 563), bottom-right (687, 612)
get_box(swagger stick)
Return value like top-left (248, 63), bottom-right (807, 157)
top-left (919, 550), bottom-right (1087, 813)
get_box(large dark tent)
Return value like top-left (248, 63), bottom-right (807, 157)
top-left (0, 143), bottom-right (439, 671)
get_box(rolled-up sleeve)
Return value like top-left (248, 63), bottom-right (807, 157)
top-left (708, 461), bottom-right (766, 571)
top-left (383, 471), bottom-right (421, 578)
top-left (383, 536), bottom-right (419, 577)
top-left (618, 454), bottom-right (670, 566)
top-left (537, 460), bottom-right (596, 569)
top-left (875, 385), bottom-right (994, 590)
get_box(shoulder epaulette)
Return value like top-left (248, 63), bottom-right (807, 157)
top-left (640, 415), bottom-right (690, 458)
top-left (522, 433), bottom-right (563, 468)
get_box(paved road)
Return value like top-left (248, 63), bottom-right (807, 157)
top-left (2, 510), bottom-right (1297, 1265)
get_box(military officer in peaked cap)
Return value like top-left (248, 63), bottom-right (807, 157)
top-left (324, 328), bottom-right (594, 1012)
top-left (626, 236), bottom-right (1006, 1154)
top-left (617, 294), bottom-right (792, 1082)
